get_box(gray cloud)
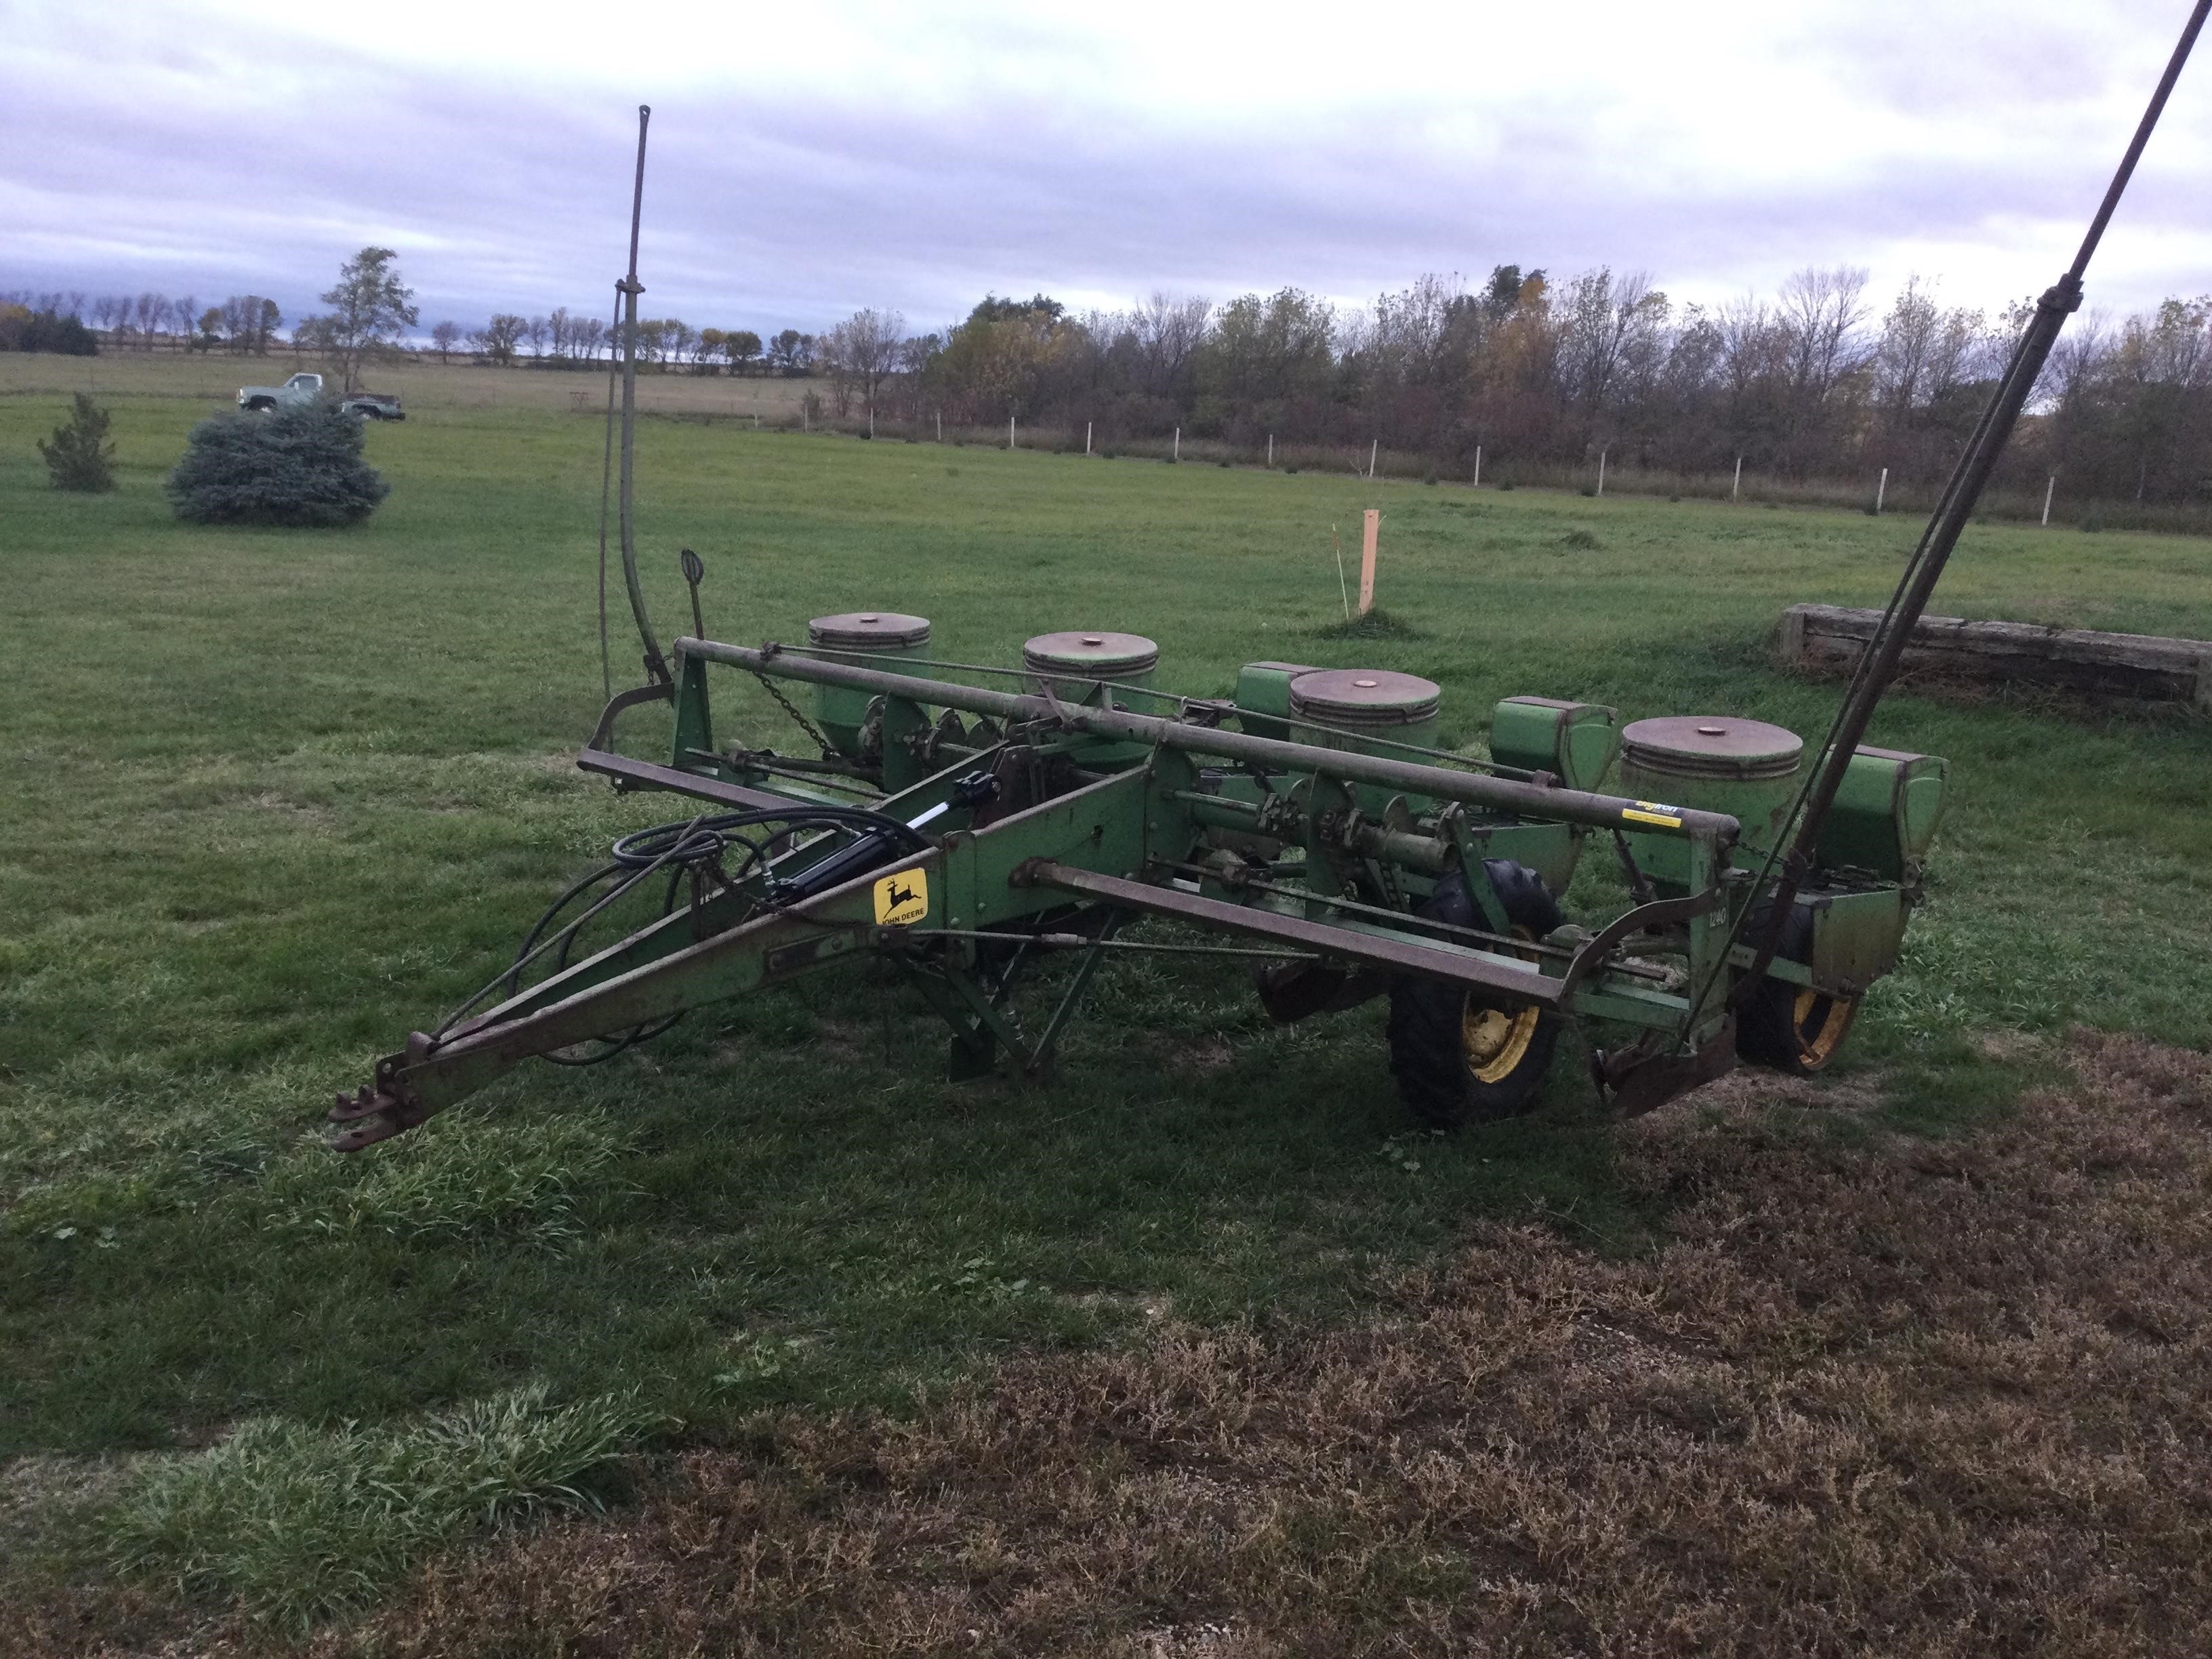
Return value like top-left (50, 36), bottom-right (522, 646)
top-left (5, 0), bottom-right (2209, 334)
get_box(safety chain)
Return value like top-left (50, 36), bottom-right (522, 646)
top-left (750, 670), bottom-right (837, 758)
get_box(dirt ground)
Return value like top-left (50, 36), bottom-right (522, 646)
top-left (16, 1028), bottom-right (2209, 1658)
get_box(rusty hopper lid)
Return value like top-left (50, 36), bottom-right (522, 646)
top-left (1288, 668), bottom-right (1441, 727)
top-left (808, 611), bottom-right (931, 649)
top-left (1622, 715), bottom-right (1803, 781)
top-left (1022, 630), bottom-right (1160, 676)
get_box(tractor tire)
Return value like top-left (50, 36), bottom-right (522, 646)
top-left (1735, 903), bottom-right (1859, 1075)
top-left (1387, 861), bottom-right (1565, 1128)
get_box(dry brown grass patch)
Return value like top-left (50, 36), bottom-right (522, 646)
top-left (19, 1031), bottom-right (2212, 1657)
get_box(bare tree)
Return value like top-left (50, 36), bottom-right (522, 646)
top-left (1130, 292), bottom-right (1211, 398)
top-left (525, 315), bottom-right (550, 359)
top-left (430, 320), bottom-right (461, 362)
top-left (470, 314), bottom-right (526, 365)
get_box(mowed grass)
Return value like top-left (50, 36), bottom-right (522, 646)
top-left (3, 363), bottom-right (2211, 1642)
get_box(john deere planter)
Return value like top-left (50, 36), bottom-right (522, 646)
top-left (327, 615), bottom-right (1947, 1149)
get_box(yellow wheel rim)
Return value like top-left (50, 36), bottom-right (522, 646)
top-left (1462, 999), bottom-right (1540, 1084)
top-left (1462, 922), bottom-right (1543, 1084)
top-left (1790, 988), bottom-right (1857, 1071)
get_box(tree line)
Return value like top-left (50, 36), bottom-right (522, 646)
top-left (800, 271), bottom-right (2212, 508)
top-left (12, 258), bottom-right (2211, 508)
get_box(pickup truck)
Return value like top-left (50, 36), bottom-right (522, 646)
top-left (237, 373), bottom-right (405, 420)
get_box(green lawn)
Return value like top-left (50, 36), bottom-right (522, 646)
top-left (3, 372), bottom-right (2209, 1632)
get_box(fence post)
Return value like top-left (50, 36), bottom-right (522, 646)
top-left (1368, 438), bottom-right (1378, 480)
top-left (869, 406), bottom-right (875, 439)
top-left (2043, 474), bottom-right (2055, 526)
top-left (1009, 415), bottom-right (1015, 451)
top-left (1174, 426), bottom-right (1181, 462)
top-left (1875, 466), bottom-right (1888, 514)
top-left (1597, 448), bottom-right (1607, 497)
top-left (1359, 509), bottom-right (1380, 615)
top-left (1732, 456), bottom-right (1742, 501)
top-left (1267, 434), bottom-right (1273, 467)
top-left (1473, 445), bottom-right (1481, 488)
top-left (1086, 420), bottom-right (1092, 455)
top-left (802, 404), bottom-right (808, 432)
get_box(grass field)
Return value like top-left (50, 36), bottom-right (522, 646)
top-left (4, 359), bottom-right (2211, 1653)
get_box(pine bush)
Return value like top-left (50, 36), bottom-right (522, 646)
top-left (38, 393), bottom-right (117, 492)
top-left (167, 402), bottom-right (388, 527)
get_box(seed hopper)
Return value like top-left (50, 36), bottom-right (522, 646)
top-left (325, 8), bottom-right (2204, 1152)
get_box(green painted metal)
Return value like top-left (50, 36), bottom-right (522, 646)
top-left (1814, 747), bottom-right (1950, 886)
top-left (1488, 696), bottom-right (1621, 792)
top-left (804, 611), bottom-right (930, 759)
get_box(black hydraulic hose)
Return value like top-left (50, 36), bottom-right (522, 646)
top-left (489, 802), bottom-right (935, 1065)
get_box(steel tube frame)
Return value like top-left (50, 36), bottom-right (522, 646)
top-left (671, 637), bottom-right (1742, 844)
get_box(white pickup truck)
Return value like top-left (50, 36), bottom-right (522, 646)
top-left (237, 373), bottom-right (405, 419)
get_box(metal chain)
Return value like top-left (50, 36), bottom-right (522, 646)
top-left (750, 670), bottom-right (836, 758)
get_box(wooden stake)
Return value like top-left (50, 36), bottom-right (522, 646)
top-left (1358, 508), bottom-right (1379, 615)
top-left (1597, 448), bottom-right (1607, 497)
top-left (1876, 466), bottom-right (1888, 514)
top-left (1173, 426), bottom-right (1181, 462)
top-left (1086, 420), bottom-right (1092, 455)
top-left (935, 410), bottom-right (942, 441)
top-left (1368, 438), bottom-right (1378, 480)
top-left (1473, 445), bottom-right (1481, 487)
top-left (1732, 455), bottom-right (1742, 501)
top-left (2043, 474), bottom-right (2055, 526)
top-left (1332, 525), bottom-right (1350, 619)
top-left (1267, 433), bottom-right (1273, 466)
top-left (1008, 415), bottom-right (1015, 450)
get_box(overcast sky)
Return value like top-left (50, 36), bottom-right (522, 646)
top-left (6, 0), bottom-right (2211, 338)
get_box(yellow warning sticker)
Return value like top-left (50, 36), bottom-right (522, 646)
top-left (873, 867), bottom-right (929, 926)
top-left (1621, 801), bottom-right (1683, 828)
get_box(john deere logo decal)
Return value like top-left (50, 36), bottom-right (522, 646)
top-left (874, 868), bottom-right (929, 926)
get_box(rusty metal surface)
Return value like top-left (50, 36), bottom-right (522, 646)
top-left (1014, 859), bottom-right (1565, 1006)
top-left (674, 638), bottom-right (1743, 843)
top-left (1620, 716), bottom-right (1803, 779)
top-left (807, 611), bottom-right (931, 649)
top-left (1287, 669), bottom-right (1441, 726)
top-left (1597, 1017), bottom-right (1738, 1118)
top-left (1021, 631), bottom-right (1160, 675)
top-left (575, 747), bottom-right (814, 812)
top-left (1554, 889), bottom-right (1719, 1005)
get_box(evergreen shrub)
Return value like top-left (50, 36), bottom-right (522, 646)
top-left (167, 403), bottom-right (388, 527)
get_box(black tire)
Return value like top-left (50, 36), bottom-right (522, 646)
top-left (1735, 903), bottom-right (1859, 1074)
top-left (1387, 861), bottom-right (1565, 1128)
top-left (245, 397), bottom-right (274, 412)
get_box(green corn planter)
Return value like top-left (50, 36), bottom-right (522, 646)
top-left (1814, 745), bottom-right (1948, 888)
top-left (1488, 696), bottom-right (1621, 792)
top-left (1232, 661), bottom-right (1322, 742)
top-left (1024, 632), bottom-right (1160, 763)
top-left (1288, 669), bottom-right (1441, 811)
top-left (1618, 715), bottom-right (1804, 889)
top-left (806, 611), bottom-right (932, 759)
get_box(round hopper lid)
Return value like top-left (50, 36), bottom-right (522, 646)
top-left (808, 611), bottom-right (931, 649)
top-left (1022, 630), bottom-right (1160, 677)
top-left (1622, 716), bottom-right (1803, 781)
top-left (1288, 668), bottom-right (1441, 727)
